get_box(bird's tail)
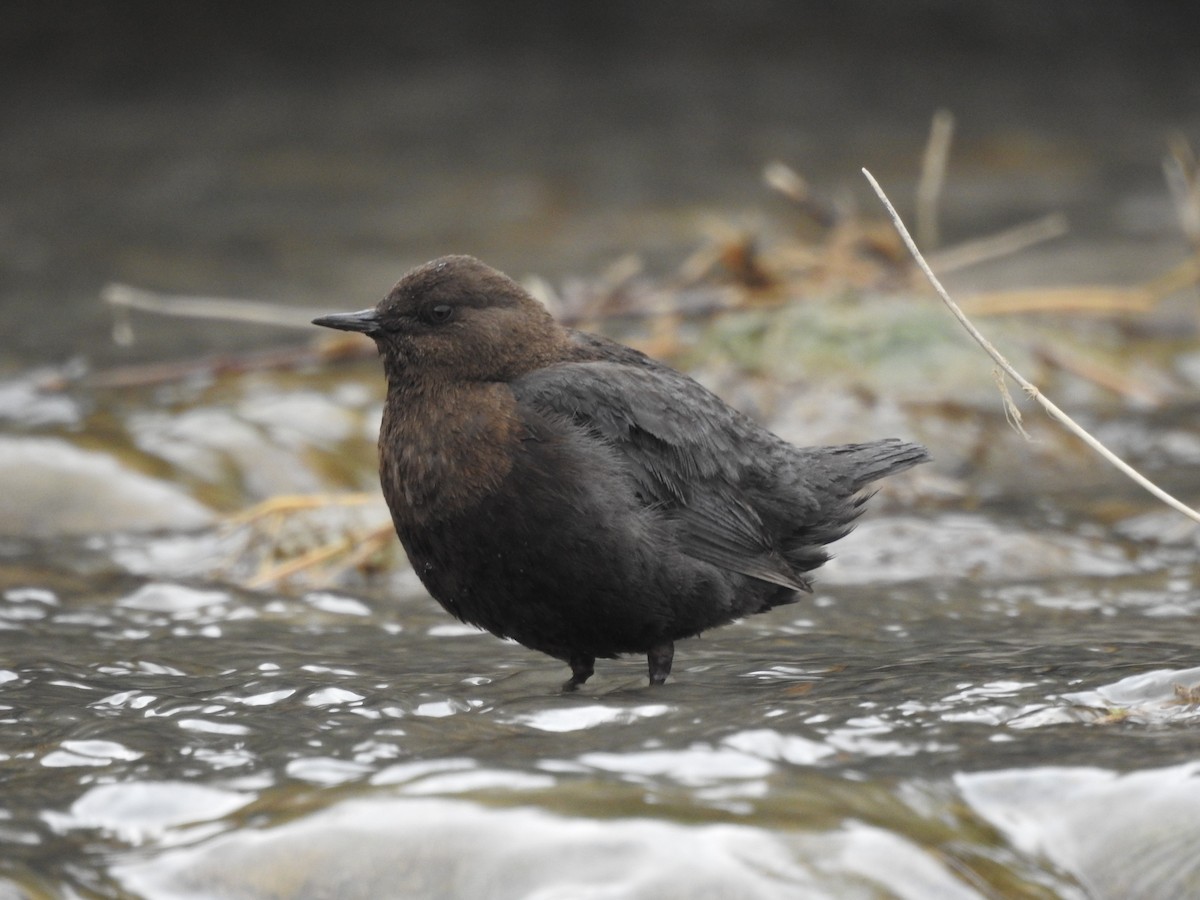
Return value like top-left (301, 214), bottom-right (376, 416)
top-left (828, 438), bottom-right (930, 490)
top-left (775, 438), bottom-right (928, 579)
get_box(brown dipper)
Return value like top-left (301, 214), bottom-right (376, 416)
top-left (314, 256), bottom-right (928, 690)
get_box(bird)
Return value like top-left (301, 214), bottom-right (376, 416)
top-left (313, 255), bottom-right (929, 690)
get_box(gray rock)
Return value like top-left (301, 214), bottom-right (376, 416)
top-left (0, 437), bottom-right (213, 536)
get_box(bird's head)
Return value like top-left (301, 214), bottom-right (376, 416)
top-left (313, 255), bottom-right (566, 383)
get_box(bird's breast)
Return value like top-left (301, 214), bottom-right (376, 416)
top-left (378, 382), bottom-right (521, 526)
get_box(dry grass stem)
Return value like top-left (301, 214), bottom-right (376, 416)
top-left (1145, 254), bottom-right (1200, 297)
top-left (246, 534), bottom-right (356, 588)
top-left (224, 493), bottom-right (376, 528)
top-left (763, 160), bottom-right (810, 202)
top-left (222, 495), bottom-right (393, 588)
top-left (863, 167), bottom-right (1200, 525)
top-left (916, 109), bottom-right (955, 249)
top-left (334, 523), bottom-right (395, 569)
top-left (762, 160), bottom-right (838, 227)
top-left (1164, 135), bottom-right (1200, 248)
top-left (962, 255), bottom-right (1200, 317)
top-left (992, 367), bottom-right (1030, 439)
top-left (962, 287), bottom-right (1157, 317)
top-left (1032, 342), bottom-right (1163, 406)
top-left (78, 343), bottom-right (372, 390)
top-left (926, 213), bottom-right (1069, 275)
top-left (244, 523), bottom-right (396, 590)
top-left (103, 283), bottom-right (324, 330)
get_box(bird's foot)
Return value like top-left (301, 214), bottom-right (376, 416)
top-left (561, 654), bottom-right (595, 692)
top-left (647, 642), bottom-right (674, 686)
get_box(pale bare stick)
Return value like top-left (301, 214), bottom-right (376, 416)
top-left (102, 283), bottom-right (326, 329)
top-left (916, 109), bottom-right (955, 249)
top-left (863, 167), bottom-right (1200, 525)
top-left (1163, 134), bottom-right (1200, 248)
top-left (926, 213), bottom-right (1068, 275)
top-left (224, 492), bottom-right (377, 527)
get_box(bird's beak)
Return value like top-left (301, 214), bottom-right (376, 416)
top-left (312, 308), bottom-right (381, 335)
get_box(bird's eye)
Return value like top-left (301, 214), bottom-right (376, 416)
top-left (422, 304), bottom-right (454, 325)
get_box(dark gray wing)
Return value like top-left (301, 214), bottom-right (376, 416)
top-left (510, 360), bottom-right (811, 593)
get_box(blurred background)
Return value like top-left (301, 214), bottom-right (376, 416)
top-left (4, 4), bottom-right (1200, 898)
top-left (4, 0), bottom-right (1198, 365)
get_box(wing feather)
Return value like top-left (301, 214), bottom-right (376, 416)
top-left (511, 360), bottom-right (810, 593)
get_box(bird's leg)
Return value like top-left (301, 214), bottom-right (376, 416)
top-left (562, 653), bottom-right (595, 692)
top-left (647, 642), bottom-right (674, 686)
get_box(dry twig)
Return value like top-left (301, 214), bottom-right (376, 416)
top-left (224, 492), bottom-right (376, 528)
top-left (926, 213), bottom-right (1069, 275)
top-left (961, 255), bottom-right (1200, 318)
top-left (103, 283), bottom-right (326, 329)
top-left (222, 494), bottom-right (391, 589)
top-left (1031, 342), bottom-right (1163, 406)
top-left (1164, 135), bottom-right (1200, 248)
top-left (863, 167), bottom-right (1200, 525)
top-left (916, 109), bottom-right (955, 249)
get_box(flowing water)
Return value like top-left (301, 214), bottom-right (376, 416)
top-left (2, 356), bottom-right (1199, 899)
